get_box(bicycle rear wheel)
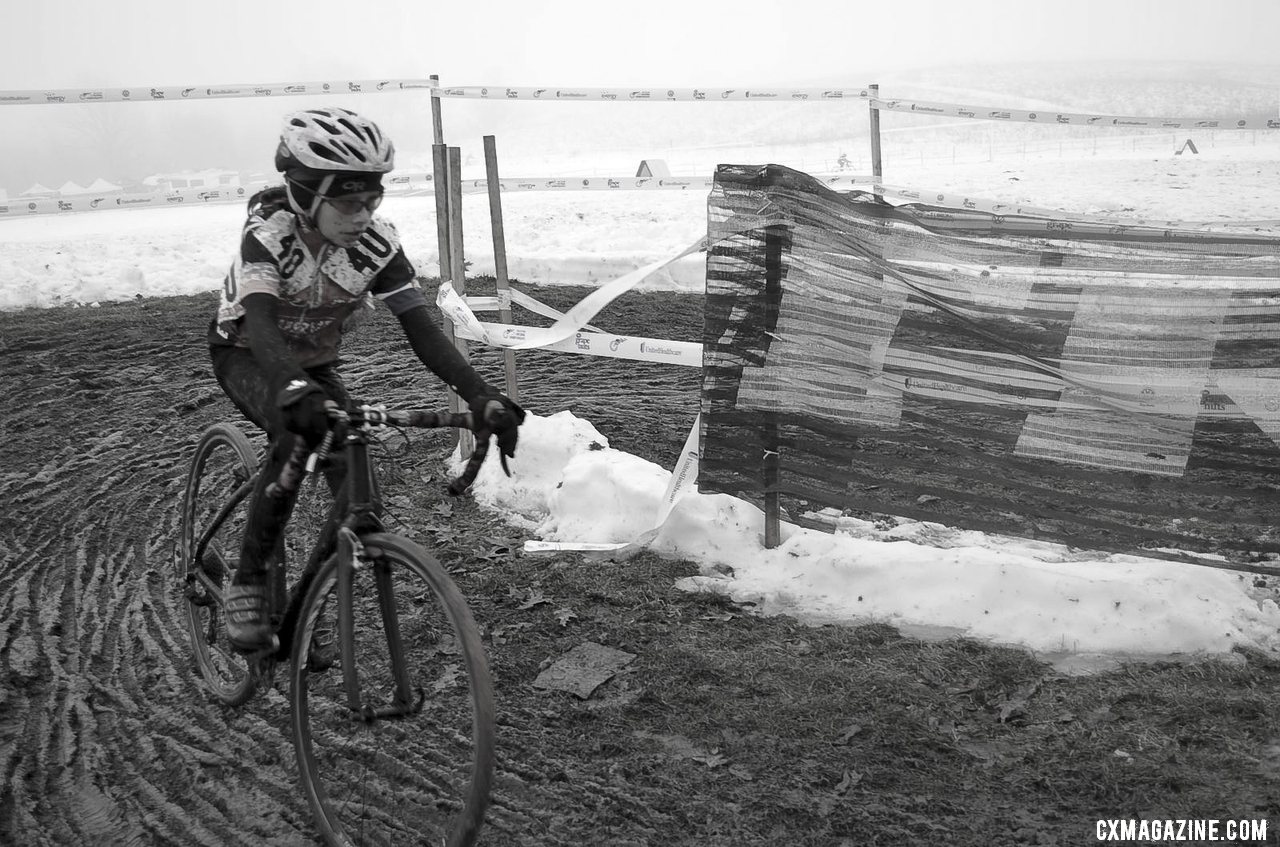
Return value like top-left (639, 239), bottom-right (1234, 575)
top-left (290, 532), bottom-right (495, 847)
top-left (178, 423), bottom-right (260, 706)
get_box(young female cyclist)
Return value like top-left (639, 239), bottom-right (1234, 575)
top-left (207, 107), bottom-right (523, 652)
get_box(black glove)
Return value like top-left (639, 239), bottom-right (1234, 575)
top-left (468, 393), bottom-right (526, 472)
top-left (277, 378), bottom-right (331, 448)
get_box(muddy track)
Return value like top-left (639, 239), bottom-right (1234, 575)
top-left (0, 287), bottom-right (703, 846)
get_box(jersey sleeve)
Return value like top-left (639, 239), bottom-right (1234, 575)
top-left (369, 246), bottom-right (428, 315)
top-left (235, 226), bottom-right (284, 300)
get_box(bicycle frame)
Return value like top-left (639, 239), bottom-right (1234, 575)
top-left (329, 420), bottom-right (424, 720)
top-left (189, 402), bottom-right (492, 706)
top-left (183, 404), bottom-right (500, 846)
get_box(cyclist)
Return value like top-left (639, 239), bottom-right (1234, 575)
top-left (208, 106), bottom-right (524, 653)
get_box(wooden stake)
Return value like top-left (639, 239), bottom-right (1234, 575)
top-left (429, 74), bottom-right (445, 146)
top-left (868, 83), bottom-right (883, 180)
top-left (431, 144), bottom-right (451, 284)
top-left (762, 225), bottom-right (787, 549)
top-left (446, 146), bottom-right (475, 456)
top-left (483, 135), bottom-right (520, 401)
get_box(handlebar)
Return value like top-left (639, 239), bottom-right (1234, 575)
top-left (266, 403), bottom-right (490, 500)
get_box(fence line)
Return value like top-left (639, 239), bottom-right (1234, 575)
top-left (0, 172), bottom-right (880, 218)
top-left (4, 75), bottom-right (1273, 131)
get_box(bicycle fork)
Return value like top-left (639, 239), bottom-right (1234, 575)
top-left (334, 527), bottom-right (426, 722)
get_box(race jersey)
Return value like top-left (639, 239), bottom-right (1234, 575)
top-left (209, 189), bottom-right (428, 367)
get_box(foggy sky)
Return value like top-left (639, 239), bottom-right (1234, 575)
top-left (1, 0), bottom-right (1277, 192)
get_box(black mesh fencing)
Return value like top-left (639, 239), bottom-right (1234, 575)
top-left (701, 164), bottom-right (1280, 573)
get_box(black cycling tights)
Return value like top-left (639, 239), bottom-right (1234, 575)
top-left (209, 346), bottom-right (349, 584)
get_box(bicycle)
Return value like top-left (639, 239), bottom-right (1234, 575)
top-left (177, 401), bottom-right (499, 847)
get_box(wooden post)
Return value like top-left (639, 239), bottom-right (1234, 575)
top-left (763, 417), bottom-right (781, 549)
top-left (429, 143), bottom-right (459, 453)
top-left (762, 225), bottom-right (787, 549)
top-left (432, 144), bottom-right (451, 283)
top-left (446, 146), bottom-right (475, 456)
top-left (429, 74), bottom-right (445, 146)
top-left (483, 135), bottom-right (520, 401)
top-left (868, 83), bottom-right (883, 180)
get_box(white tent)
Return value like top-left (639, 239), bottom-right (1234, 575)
top-left (21, 183), bottom-right (55, 197)
top-left (84, 177), bottom-right (122, 193)
top-left (56, 180), bottom-right (89, 196)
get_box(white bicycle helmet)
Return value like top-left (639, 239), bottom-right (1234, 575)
top-left (275, 107), bottom-right (395, 174)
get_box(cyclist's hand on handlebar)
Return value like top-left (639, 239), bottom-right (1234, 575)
top-left (469, 393), bottom-right (526, 468)
top-left (277, 378), bottom-right (331, 448)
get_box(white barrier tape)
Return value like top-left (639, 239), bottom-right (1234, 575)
top-left (449, 174), bottom-right (873, 194)
top-left (0, 185), bottom-right (253, 217)
top-left (5, 171), bottom-right (821, 219)
top-left (868, 181), bottom-right (1280, 229)
top-left (433, 86), bottom-right (871, 102)
top-left (0, 79), bottom-right (435, 105)
top-left (657, 413), bottom-right (701, 525)
top-left (871, 98), bottom-right (1280, 131)
top-left (437, 286), bottom-right (493, 344)
top-left (459, 176), bottom-right (714, 193)
top-left (470, 237), bottom-right (706, 351)
top-left (508, 289), bottom-right (604, 333)
top-left (462, 292), bottom-right (603, 332)
top-left (479, 324), bottom-right (702, 367)
top-left (463, 295), bottom-right (502, 312)
top-left (441, 281), bottom-right (702, 366)
top-left (523, 541), bottom-right (633, 554)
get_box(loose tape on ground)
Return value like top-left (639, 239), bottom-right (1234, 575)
top-left (871, 98), bottom-right (1280, 131)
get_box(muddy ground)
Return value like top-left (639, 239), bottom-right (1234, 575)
top-left (2, 286), bottom-right (1279, 846)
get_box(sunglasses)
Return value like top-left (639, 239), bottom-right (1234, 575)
top-left (323, 193), bottom-right (384, 215)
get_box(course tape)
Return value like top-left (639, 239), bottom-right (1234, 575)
top-left (468, 289), bottom-right (605, 334)
top-left (10, 172), bottom-right (1271, 237)
top-left (0, 79), bottom-right (435, 105)
top-left (432, 86), bottom-right (870, 102)
top-left (436, 236), bottom-right (706, 352)
top-left (871, 98), bottom-right (1280, 131)
top-left (868, 182), bottom-right (1280, 230)
top-left (4, 173), bottom-right (882, 219)
top-left (5, 79), bottom-right (1273, 132)
top-left (0, 185), bottom-right (253, 217)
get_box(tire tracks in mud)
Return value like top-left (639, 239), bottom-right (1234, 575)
top-left (1, 305), bottom-right (320, 845)
top-left (1, 290), bottom-right (703, 846)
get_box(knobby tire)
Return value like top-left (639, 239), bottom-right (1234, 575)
top-left (178, 423), bottom-right (260, 707)
top-left (290, 532), bottom-right (495, 847)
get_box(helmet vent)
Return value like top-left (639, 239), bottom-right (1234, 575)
top-left (277, 107), bottom-right (395, 173)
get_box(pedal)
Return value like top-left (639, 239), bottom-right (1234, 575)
top-left (184, 573), bottom-right (215, 607)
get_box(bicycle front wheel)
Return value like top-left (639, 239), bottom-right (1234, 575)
top-left (291, 532), bottom-right (495, 847)
top-left (177, 422), bottom-right (260, 706)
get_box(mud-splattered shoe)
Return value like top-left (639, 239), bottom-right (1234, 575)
top-left (225, 583), bottom-right (273, 653)
top-left (307, 629), bottom-right (337, 673)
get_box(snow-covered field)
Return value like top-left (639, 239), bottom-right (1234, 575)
top-left (5, 104), bottom-right (1280, 670)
